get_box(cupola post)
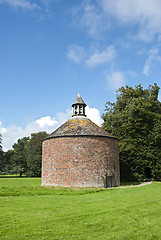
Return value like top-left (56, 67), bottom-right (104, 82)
top-left (72, 94), bottom-right (87, 117)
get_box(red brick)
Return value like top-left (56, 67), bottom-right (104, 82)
top-left (42, 136), bottom-right (120, 188)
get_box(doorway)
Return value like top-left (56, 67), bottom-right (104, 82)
top-left (105, 176), bottom-right (113, 188)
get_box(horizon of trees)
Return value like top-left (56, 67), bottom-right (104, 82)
top-left (0, 132), bottom-right (48, 177)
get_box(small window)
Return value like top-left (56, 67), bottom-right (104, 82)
top-left (80, 105), bottom-right (83, 114)
top-left (74, 105), bottom-right (77, 114)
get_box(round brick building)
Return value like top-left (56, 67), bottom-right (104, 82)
top-left (41, 94), bottom-right (120, 188)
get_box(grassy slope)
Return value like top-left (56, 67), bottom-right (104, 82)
top-left (0, 178), bottom-right (161, 240)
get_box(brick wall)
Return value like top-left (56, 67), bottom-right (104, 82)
top-left (41, 136), bottom-right (120, 188)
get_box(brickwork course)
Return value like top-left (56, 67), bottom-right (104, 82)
top-left (42, 94), bottom-right (120, 188)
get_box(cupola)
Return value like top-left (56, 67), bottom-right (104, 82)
top-left (72, 94), bottom-right (87, 117)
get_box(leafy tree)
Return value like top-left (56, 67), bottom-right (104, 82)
top-left (2, 150), bottom-right (14, 175)
top-left (102, 84), bottom-right (161, 182)
top-left (0, 134), bottom-right (4, 174)
top-left (11, 137), bottom-right (29, 176)
top-left (24, 132), bottom-right (48, 177)
top-left (0, 134), bottom-right (2, 150)
top-left (0, 134), bottom-right (15, 175)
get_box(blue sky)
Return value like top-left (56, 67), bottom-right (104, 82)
top-left (1, 0), bottom-right (161, 150)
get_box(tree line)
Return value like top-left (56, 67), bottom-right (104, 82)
top-left (0, 132), bottom-right (48, 177)
top-left (0, 83), bottom-right (161, 181)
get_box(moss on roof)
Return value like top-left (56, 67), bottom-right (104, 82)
top-left (44, 117), bottom-right (116, 140)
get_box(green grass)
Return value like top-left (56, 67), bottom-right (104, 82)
top-left (0, 178), bottom-right (161, 240)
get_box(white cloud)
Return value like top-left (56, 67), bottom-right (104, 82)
top-left (0, 107), bottom-right (103, 151)
top-left (72, 0), bottom-right (161, 41)
top-left (56, 109), bottom-right (72, 125)
top-left (106, 71), bottom-right (125, 90)
top-left (71, 0), bottom-right (109, 38)
top-left (100, 0), bottom-right (161, 41)
top-left (158, 93), bottom-right (161, 102)
top-left (86, 45), bottom-right (116, 67)
top-left (67, 45), bottom-right (86, 63)
top-left (0, 0), bottom-right (58, 19)
top-left (143, 48), bottom-right (161, 76)
top-left (143, 58), bottom-right (152, 76)
top-left (36, 116), bottom-right (58, 128)
top-left (86, 106), bottom-right (103, 126)
top-left (0, 122), bottom-right (7, 133)
top-left (80, 2), bottom-right (106, 37)
top-left (0, 0), bottom-right (40, 10)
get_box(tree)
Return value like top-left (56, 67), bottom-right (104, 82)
top-left (0, 134), bottom-right (15, 175)
top-left (0, 134), bottom-right (4, 174)
top-left (102, 84), bottom-right (161, 182)
top-left (0, 134), bottom-right (2, 150)
top-left (2, 150), bottom-right (14, 175)
top-left (11, 137), bottom-right (29, 176)
top-left (24, 132), bottom-right (48, 177)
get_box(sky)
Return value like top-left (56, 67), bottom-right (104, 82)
top-left (1, 0), bottom-right (161, 151)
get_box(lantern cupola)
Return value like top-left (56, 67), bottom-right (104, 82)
top-left (72, 94), bottom-right (87, 117)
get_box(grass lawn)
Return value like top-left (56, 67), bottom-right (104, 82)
top-left (0, 178), bottom-right (161, 240)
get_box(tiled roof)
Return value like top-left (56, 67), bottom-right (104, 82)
top-left (44, 116), bottom-right (116, 140)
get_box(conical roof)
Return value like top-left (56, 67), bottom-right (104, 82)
top-left (72, 94), bottom-right (87, 107)
top-left (44, 116), bottom-right (116, 140)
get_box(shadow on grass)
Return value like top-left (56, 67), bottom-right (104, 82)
top-left (0, 175), bottom-right (39, 178)
top-left (120, 182), bottom-right (141, 186)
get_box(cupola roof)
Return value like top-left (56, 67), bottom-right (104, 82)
top-left (72, 94), bottom-right (87, 107)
